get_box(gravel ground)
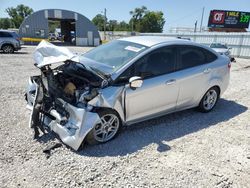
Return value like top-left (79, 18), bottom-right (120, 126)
top-left (0, 45), bottom-right (249, 188)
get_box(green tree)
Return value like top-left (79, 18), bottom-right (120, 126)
top-left (108, 20), bottom-right (118, 31)
top-left (129, 6), bottom-right (148, 20)
top-left (48, 20), bottom-right (60, 33)
top-left (129, 6), bottom-right (148, 32)
top-left (0, 18), bottom-right (15, 29)
top-left (140, 11), bottom-right (165, 32)
top-left (115, 21), bottom-right (130, 31)
top-left (129, 6), bottom-right (165, 33)
top-left (92, 14), bottom-right (106, 31)
top-left (5, 4), bottom-right (33, 28)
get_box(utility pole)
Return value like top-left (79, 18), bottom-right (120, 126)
top-left (131, 19), bottom-right (134, 32)
top-left (104, 8), bottom-right (107, 41)
top-left (200, 7), bottom-right (205, 32)
top-left (194, 20), bottom-right (197, 33)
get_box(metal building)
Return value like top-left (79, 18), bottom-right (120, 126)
top-left (19, 9), bottom-right (100, 46)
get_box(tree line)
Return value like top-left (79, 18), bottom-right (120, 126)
top-left (93, 6), bottom-right (165, 33)
top-left (0, 4), bottom-right (33, 29)
top-left (0, 5), bottom-right (165, 33)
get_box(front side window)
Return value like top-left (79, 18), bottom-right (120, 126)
top-left (178, 46), bottom-right (207, 70)
top-left (135, 47), bottom-right (176, 79)
top-left (116, 47), bottom-right (176, 84)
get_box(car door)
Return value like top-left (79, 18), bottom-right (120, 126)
top-left (124, 46), bottom-right (180, 123)
top-left (174, 45), bottom-right (216, 110)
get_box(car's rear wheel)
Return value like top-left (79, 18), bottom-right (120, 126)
top-left (2, 44), bottom-right (14, 53)
top-left (86, 109), bottom-right (121, 145)
top-left (198, 87), bottom-right (219, 112)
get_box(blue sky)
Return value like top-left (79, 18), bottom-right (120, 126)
top-left (0, 0), bottom-right (249, 31)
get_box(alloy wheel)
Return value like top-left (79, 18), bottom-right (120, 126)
top-left (93, 114), bottom-right (120, 142)
top-left (2, 45), bottom-right (14, 53)
top-left (203, 89), bottom-right (218, 110)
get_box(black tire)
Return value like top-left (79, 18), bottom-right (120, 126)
top-left (198, 87), bottom-right (219, 113)
top-left (2, 44), bottom-right (14, 53)
top-left (86, 109), bottom-right (121, 145)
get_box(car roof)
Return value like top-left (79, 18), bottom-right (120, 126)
top-left (118, 36), bottom-right (192, 47)
top-left (0, 30), bottom-right (15, 33)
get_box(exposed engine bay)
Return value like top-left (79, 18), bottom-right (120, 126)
top-left (43, 61), bottom-right (103, 107)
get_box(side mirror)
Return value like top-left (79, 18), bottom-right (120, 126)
top-left (129, 76), bottom-right (143, 89)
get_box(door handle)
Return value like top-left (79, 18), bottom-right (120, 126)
top-left (165, 79), bottom-right (176, 85)
top-left (203, 68), bottom-right (211, 74)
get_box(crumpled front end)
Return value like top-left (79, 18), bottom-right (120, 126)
top-left (26, 41), bottom-right (124, 150)
top-left (27, 75), bottom-right (103, 150)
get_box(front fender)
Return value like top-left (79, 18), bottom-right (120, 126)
top-left (88, 86), bottom-right (126, 122)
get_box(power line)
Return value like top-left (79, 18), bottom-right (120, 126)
top-left (166, 8), bottom-right (201, 26)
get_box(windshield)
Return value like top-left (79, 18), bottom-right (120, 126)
top-left (81, 40), bottom-right (148, 73)
top-left (10, 32), bottom-right (19, 39)
top-left (210, 43), bottom-right (227, 49)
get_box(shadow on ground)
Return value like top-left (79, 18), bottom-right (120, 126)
top-left (14, 51), bottom-right (29, 54)
top-left (78, 99), bottom-right (247, 157)
top-left (0, 51), bottom-right (29, 55)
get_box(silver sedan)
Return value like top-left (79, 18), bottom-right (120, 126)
top-left (26, 36), bottom-right (230, 150)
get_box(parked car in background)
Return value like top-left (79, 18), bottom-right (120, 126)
top-left (0, 30), bottom-right (21, 53)
top-left (48, 33), bottom-right (57, 41)
top-left (210, 43), bottom-right (235, 62)
top-left (26, 37), bottom-right (231, 150)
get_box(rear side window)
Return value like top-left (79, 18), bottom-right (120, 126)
top-left (178, 47), bottom-right (206, 70)
top-left (0, 31), bottom-right (13, 37)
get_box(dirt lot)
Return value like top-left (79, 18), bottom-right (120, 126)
top-left (0, 45), bottom-right (249, 188)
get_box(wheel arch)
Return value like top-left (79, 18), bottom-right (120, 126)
top-left (92, 106), bottom-right (124, 125)
top-left (80, 106), bottom-right (122, 148)
top-left (1, 42), bottom-right (14, 49)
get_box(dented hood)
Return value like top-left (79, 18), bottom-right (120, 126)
top-left (33, 40), bottom-right (80, 68)
top-left (33, 40), bottom-right (111, 86)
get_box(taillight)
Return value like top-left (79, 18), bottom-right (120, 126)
top-left (228, 62), bottom-right (231, 69)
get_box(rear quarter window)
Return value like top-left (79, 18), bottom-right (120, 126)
top-left (203, 49), bottom-right (217, 63)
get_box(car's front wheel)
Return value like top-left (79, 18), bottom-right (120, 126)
top-left (2, 44), bottom-right (14, 53)
top-left (198, 87), bottom-right (219, 112)
top-left (86, 109), bottom-right (121, 145)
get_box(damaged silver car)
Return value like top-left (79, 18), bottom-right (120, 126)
top-left (26, 36), bottom-right (230, 150)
